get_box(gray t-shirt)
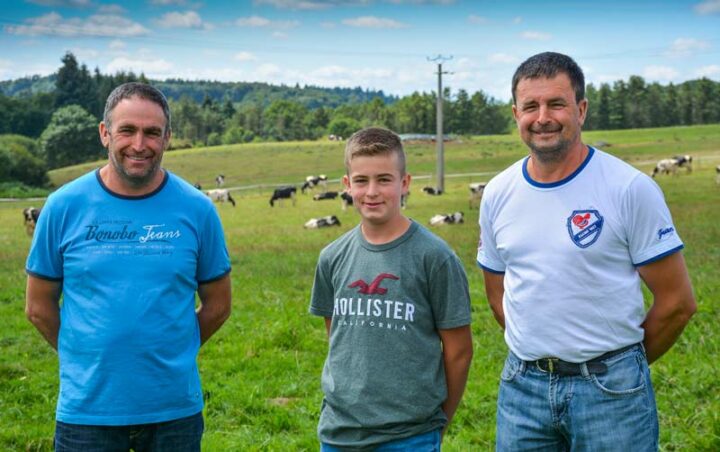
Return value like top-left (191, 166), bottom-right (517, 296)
top-left (310, 220), bottom-right (472, 449)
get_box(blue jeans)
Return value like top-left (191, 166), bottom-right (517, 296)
top-left (321, 428), bottom-right (442, 451)
top-left (496, 345), bottom-right (658, 451)
top-left (54, 411), bottom-right (204, 452)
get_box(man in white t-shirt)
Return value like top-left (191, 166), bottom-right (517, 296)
top-left (477, 52), bottom-right (696, 451)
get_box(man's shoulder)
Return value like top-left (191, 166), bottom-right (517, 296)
top-left (46, 169), bottom-right (101, 205)
top-left (484, 157), bottom-right (525, 194)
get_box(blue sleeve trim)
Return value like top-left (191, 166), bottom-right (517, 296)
top-left (25, 269), bottom-right (63, 282)
top-left (634, 244), bottom-right (684, 267)
top-left (198, 268), bottom-right (231, 285)
top-left (476, 261), bottom-right (505, 274)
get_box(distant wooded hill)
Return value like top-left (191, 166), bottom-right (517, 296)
top-left (0, 73), bottom-right (396, 109)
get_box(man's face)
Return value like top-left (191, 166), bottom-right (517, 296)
top-left (342, 152), bottom-right (410, 227)
top-left (512, 73), bottom-right (587, 163)
top-left (99, 96), bottom-right (170, 189)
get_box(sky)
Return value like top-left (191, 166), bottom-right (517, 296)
top-left (1, 0), bottom-right (719, 101)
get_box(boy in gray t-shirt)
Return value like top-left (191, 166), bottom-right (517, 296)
top-left (309, 127), bottom-right (473, 450)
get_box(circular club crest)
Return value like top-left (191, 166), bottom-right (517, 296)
top-left (566, 209), bottom-right (604, 248)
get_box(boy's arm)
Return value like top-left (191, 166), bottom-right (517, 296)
top-left (324, 317), bottom-right (332, 337)
top-left (438, 325), bottom-right (473, 435)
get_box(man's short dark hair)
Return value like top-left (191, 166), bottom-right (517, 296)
top-left (103, 82), bottom-right (171, 135)
top-left (511, 52), bottom-right (585, 104)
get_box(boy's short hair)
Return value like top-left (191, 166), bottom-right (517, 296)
top-left (345, 127), bottom-right (406, 175)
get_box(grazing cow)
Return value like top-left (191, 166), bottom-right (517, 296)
top-left (313, 191), bottom-right (339, 201)
top-left (301, 175), bottom-right (328, 194)
top-left (270, 186), bottom-right (297, 207)
top-left (340, 191), bottom-right (353, 211)
top-left (429, 212), bottom-right (464, 226)
top-left (422, 186), bottom-right (443, 195)
top-left (23, 207), bottom-right (41, 237)
top-left (401, 191), bottom-right (409, 209)
top-left (215, 174), bottom-right (225, 187)
top-left (206, 189), bottom-right (236, 207)
top-left (716, 165), bottom-right (720, 185)
top-left (673, 155), bottom-right (693, 173)
top-left (304, 215), bottom-right (341, 229)
top-left (468, 182), bottom-right (487, 209)
top-left (651, 159), bottom-right (679, 178)
top-left (193, 182), bottom-right (202, 190)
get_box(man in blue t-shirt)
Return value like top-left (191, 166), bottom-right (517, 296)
top-left (25, 82), bottom-right (232, 451)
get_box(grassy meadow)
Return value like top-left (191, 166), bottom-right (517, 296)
top-left (1, 124), bottom-right (719, 450)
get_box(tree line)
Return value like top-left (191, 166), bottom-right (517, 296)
top-left (1, 51), bottom-right (719, 191)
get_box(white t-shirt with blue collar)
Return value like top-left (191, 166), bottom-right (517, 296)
top-left (477, 146), bottom-right (683, 362)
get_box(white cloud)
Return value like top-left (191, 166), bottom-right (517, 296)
top-left (513, 16), bottom-right (522, 24)
top-left (156, 11), bottom-right (208, 29)
top-left (643, 65), bottom-right (679, 81)
top-left (272, 31), bottom-right (288, 39)
top-left (70, 47), bottom-right (99, 59)
top-left (97, 4), bottom-right (125, 14)
top-left (695, 64), bottom-right (720, 78)
top-left (109, 39), bottom-right (126, 50)
top-left (234, 51), bottom-right (257, 61)
top-left (520, 31), bottom-right (551, 41)
top-left (235, 16), bottom-right (299, 28)
top-left (0, 59), bottom-right (13, 79)
top-left (27, 0), bottom-right (91, 7)
top-left (467, 15), bottom-right (488, 25)
top-left (694, 0), bottom-right (720, 14)
top-left (488, 53), bottom-right (519, 64)
top-left (342, 16), bottom-right (408, 28)
top-left (254, 0), bottom-right (336, 9)
top-left (150, 0), bottom-right (190, 5)
top-left (105, 57), bottom-right (174, 77)
top-left (5, 12), bottom-right (149, 37)
top-left (667, 37), bottom-right (711, 57)
top-left (321, 21), bottom-right (336, 28)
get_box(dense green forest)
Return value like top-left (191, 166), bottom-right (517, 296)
top-left (1, 51), bottom-right (719, 192)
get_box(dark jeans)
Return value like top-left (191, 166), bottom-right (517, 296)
top-left (54, 411), bottom-right (204, 452)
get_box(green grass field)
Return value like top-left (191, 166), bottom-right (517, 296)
top-left (2, 124), bottom-right (719, 450)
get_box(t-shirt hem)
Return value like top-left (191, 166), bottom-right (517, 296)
top-left (198, 268), bottom-right (231, 284)
top-left (476, 260), bottom-right (505, 274)
top-left (633, 243), bottom-right (684, 267)
top-left (56, 404), bottom-right (203, 426)
top-left (25, 269), bottom-right (62, 281)
top-left (436, 317), bottom-right (472, 329)
top-left (309, 306), bottom-right (333, 317)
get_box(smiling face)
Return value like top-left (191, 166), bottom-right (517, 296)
top-left (512, 73), bottom-right (587, 163)
top-left (99, 96), bottom-right (170, 194)
top-left (343, 152), bottom-right (410, 229)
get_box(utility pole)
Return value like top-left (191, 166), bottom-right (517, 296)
top-left (428, 55), bottom-right (452, 192)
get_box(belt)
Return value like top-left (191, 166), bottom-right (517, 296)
top-left (530, 343), bottom-right (639, 376)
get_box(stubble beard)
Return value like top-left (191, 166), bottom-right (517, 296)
top-left (528, 139), bottom-right (572, 164)
top-left (108, 147), bottom-right (162, 189)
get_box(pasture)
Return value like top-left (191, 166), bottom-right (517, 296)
top-left (2, 124), bottom-right (719, 450)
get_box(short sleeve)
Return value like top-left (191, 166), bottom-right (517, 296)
top-left (309, 251), bottom-right (335, 317)
top-left (430, 255), bottom-right (472, 330)
top-left (26, 200), bottom-right (63, 281)
top-left (623, 174), bottom-right (684, 266)
top-left (476, 189), bottom-right (505, 273)
top-left (197, 207), bottom-right (231, 283)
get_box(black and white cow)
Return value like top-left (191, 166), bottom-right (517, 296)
top-left (304, 215), bottom-right (341, 229)
top-left (340, 191), bottom-right (353, 211)
top-left (651, 158), bottom-right (679, 178)
top-left (401, 191), bottom-right (409, 209)
top-left (206, 189), bottom-right (236, 207)
top-left (429, 212), bottom-right (464, 226)
top-left (716, 165), bottom-right (720, 185)
top-left (193, 182), bottom-right (202, 190)
top-left (301, 175), bottom-right (328, 194)
top-left (215, 174), bottom-right (225, 187)
top-left (313, 191), bottom-right (339, 201)
top-left (673, 155), bottom-right (693, 173)
top-left (422, 186), bottom-right (443, 195)
top-left (270, 186), bottom-right (297, 207)
top-left (468, 182), bottom-right (487, 209)
top-left (23, 207), bottom-right (41, 237)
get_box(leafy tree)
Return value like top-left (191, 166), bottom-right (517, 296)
top-left (262, 100), bottom-right (309, 141)
top-left (55, 52), bottom-right (98, 116)
top-left (39, 105), bottom-right (101, 169)
top-left (0, 134), bottom-right (49, 186)
top-left (327, 117), bottom-right (360, 139)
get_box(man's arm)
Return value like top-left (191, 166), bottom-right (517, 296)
top-left (482, 270), bottom-right (505, 329)
top-left (196, 274), bottom-right (232, 345)
top-left (638, 252), bottom-right (696, 364)
top-left (25, 275), bottom-right (62, 350)
top-left (439, 325), bottom-right (473, 434)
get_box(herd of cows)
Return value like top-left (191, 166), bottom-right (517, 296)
top-left (21, 156), bottom-right (720, 236)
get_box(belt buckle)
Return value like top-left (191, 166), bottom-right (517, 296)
top-left (536, 358), bottom-right (558, 373)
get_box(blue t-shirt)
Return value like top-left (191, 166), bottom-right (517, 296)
top-left (26, 170), bottom-right (231, 425)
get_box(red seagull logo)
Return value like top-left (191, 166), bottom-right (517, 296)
top-left (348, 273), bottom-right (399, 295)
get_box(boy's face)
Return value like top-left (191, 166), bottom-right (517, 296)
top-left (343, 152), bottom-right (410, 227)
